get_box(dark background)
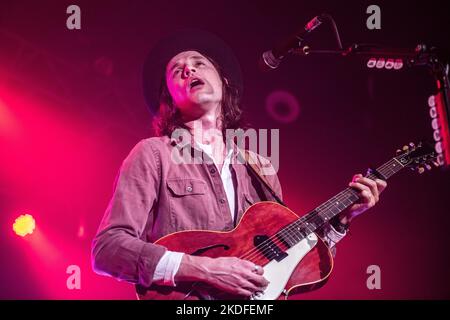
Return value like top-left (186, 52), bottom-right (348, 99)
top-left (0, 0), bottom-right (449, 299)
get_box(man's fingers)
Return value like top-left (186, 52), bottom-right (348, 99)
top-left (352, 173), bottom-right (363, 182)
top-left (236, 287), bottom-right (253, 297)
top-left (252, 264), bottom-right (264, 275)
top-left (359, 178), bottom-right (379, 201)
top-left (239, 260), bottom-right (268, 289)
top-left (375, 178), bottom-right (387, 194)
top-left (246, 271), bottom-right (269, 288)
top-left (351, 177), bottom-right (380, 202)
top-left (236, 276), bottom-right (268, 294)
top-left (349, 181), bottom-right (376, 206)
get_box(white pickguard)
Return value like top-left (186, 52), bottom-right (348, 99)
top-left (251, 233), bottom-right (318, 300)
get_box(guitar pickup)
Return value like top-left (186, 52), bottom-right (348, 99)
top-left (254, 235), bottom-right (288, 262)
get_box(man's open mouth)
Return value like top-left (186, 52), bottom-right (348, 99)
top-left (189, 78), bottom-right (205, 90)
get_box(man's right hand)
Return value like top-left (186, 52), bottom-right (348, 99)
top-left (175, 255), bottom-right (269, 298)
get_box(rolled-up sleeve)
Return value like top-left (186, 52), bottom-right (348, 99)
top-left (91, 139), bottom-right (167, 288)
top-left (317, 222), bottom-right (347, 257)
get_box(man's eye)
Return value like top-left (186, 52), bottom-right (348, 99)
top-left (195, 62), bottom-right (204, 66)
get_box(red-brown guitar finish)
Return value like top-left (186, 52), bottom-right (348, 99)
top-left (136, 202), bottom-right (333, 300)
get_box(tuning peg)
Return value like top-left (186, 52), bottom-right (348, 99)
top-left (402, 145), bottom-right (410, 151)
top-left (417, 166), bottom-right (425, 174)
top-left (409, 142), bottom-right (415, 147)
top-left (396, 149), bottom-right (403, 155)
top-left (425, 163), bottom-right (432, 170)
top-left (432, 160), bottom-right (440, 167)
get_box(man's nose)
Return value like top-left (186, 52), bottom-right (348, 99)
top-left (182, 65), bottom-right (196, 78)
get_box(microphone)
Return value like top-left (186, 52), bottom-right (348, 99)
top-left (260, 14), bottom-right (327, 71)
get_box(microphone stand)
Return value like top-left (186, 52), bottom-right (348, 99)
top-left (293, 43), bottom-right (437, 65)
top-left (291, 42), bottom-right (450, 166)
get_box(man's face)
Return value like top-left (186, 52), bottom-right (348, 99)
top-left (165, 50), bottom-right (223, 117)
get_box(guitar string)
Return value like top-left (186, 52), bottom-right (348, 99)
top-left (238, 187), bottom-right (362, 262)
top-left (239, 185), bottom-right (373, 262)
top-left (238, 159), bottom-right (401, 263)
top-left (240, 158), bottom-right (404, 262)
top-left (238, 165), bottom-right (396, 263)
top-left (237, 155), bottom-right (402, 262)
top-left (242, 156), bottom-right (419, 263)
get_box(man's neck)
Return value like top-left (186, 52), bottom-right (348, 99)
top-left (183, 107), bottom-right (223, 145)
top-left (183, 111), bottom-right (228, 172)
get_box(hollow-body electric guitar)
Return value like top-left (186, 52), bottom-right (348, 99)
top-left (136, 142), bottom-right (437, 300)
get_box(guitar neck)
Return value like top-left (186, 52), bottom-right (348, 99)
top-left (277, 157), bottom-right (406, 246)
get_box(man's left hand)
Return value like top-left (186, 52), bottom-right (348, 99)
top-left (341, 173), bottom-right (388, 224)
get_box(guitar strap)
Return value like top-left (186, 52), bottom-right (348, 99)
top-left (239, 149), bottom-right (287, 207)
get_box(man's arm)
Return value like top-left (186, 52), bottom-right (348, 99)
top-left (91, 139), bottom-right (167, 288)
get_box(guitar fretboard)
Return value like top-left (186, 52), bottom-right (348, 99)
top-left (276, 157), bottom-right (405, 247)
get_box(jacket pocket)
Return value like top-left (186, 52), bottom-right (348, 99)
top-left (166, 178), bottom-right (212, 230)
top-left (166, 178), bottom-right (207, 197)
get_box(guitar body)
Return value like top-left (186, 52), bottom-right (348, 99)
top-left (136, 202), bottom-right (334, 300)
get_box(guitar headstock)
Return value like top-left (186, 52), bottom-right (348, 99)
top-left (395, 142), bottom-right (439, 174)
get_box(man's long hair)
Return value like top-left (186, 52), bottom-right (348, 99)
top-left (152, 55), bottom-right (246, 137)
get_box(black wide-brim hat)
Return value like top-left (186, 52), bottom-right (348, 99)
top-left (142, 28), bottom-right (243, 115)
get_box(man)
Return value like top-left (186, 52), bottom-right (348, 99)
top-left (91, 29), bottom-right (387, 299)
